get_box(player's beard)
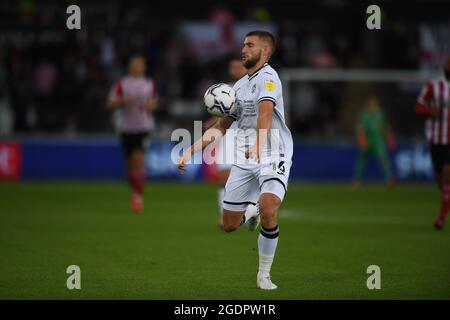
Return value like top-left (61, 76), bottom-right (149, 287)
top-left (243, 51), bottom-right (261, 69)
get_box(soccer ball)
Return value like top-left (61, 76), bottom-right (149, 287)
top-left (204, 83), bottom-right (236, 117)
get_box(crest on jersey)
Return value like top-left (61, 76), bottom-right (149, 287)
top-left (264, 80), bottom-right (275, 92)
top-left (251, 84), bottom-right (256, 94)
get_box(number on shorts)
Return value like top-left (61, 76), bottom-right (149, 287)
top-left (277, 161), bottom-right (285, 175)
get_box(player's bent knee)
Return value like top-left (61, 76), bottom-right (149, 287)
top-left (259, 193), bottom-right (281, 213)
top-left (222, 221), bottom-right (239, 233)
top-left (222, 209), bottom-right (244, 233)
top-left (130, 151), bottom-right (145, 170)
top-left (222, 224), bottom-right (238, 233)
top-left (131, 149), bottom-right (144, 160)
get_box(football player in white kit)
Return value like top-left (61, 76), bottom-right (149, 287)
top-left (203, 58), bottom-right (250, 229)
top-left (178, 31), bottom-right (293, 290)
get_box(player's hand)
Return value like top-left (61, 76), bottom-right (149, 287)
top-left (178, 154), bottom-right (190, 174)
top-left (121, 96), bottom-right (135, 106)
top-left (145, 98), bottom-right (158, 112)
top-left (245, 145), bottom-right (260, 163)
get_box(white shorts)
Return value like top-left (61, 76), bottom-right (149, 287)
top-left (222, 160), bottom-right (291, 212)
top-left (217, 163), bottom-right (233, 172)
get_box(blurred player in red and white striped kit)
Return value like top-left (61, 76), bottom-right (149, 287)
top-left (415, 55), bottom-right (450, 230)
top-left (106, 55), bottom-right (158, 213)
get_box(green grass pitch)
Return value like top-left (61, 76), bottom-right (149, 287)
top-left (0, 181), bottom-right (449, 299)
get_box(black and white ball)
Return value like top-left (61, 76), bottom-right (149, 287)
top-left (204, 83), bottom-right (236, 117)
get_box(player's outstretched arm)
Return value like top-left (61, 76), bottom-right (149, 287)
top-left (106, 98), bottom-right (121, 110)
top-left (106, 96), bottom-right (135, 110)
top-left (246, 100), bottom-right (274, 162)
top-left (202, 116), bottom-right (220, 131)
top-left (178, 117), bottom-right (233, 174)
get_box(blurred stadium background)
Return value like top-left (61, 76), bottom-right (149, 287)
top-left (1, 0), bottom-right (450, 299)
top-left (0, 0), bottom-right (449, 182)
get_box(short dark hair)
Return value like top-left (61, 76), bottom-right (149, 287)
top-left (245, 30), bottom-right (276, 56)
top-left (129, 54), bottom-right (146, 62)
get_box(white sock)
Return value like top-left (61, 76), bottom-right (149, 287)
top-left (258, 225), bottom-right (279, 275)
top-left (243, 204), bottom-right (258, 224)
top-left (218, 187), bottom-right (225, 216)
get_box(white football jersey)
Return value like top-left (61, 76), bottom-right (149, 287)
top-left (215, 82), bottom-right (239, 169)
top-left (228, 62), bottom-right (293, 167)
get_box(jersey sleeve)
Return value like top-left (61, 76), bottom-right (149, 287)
top-left (108, 80), bottom-right (123, 100)
top-left (256, 73), bottom-right (279, 106)
top-left (415, 82), bottom-right (434, 117)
